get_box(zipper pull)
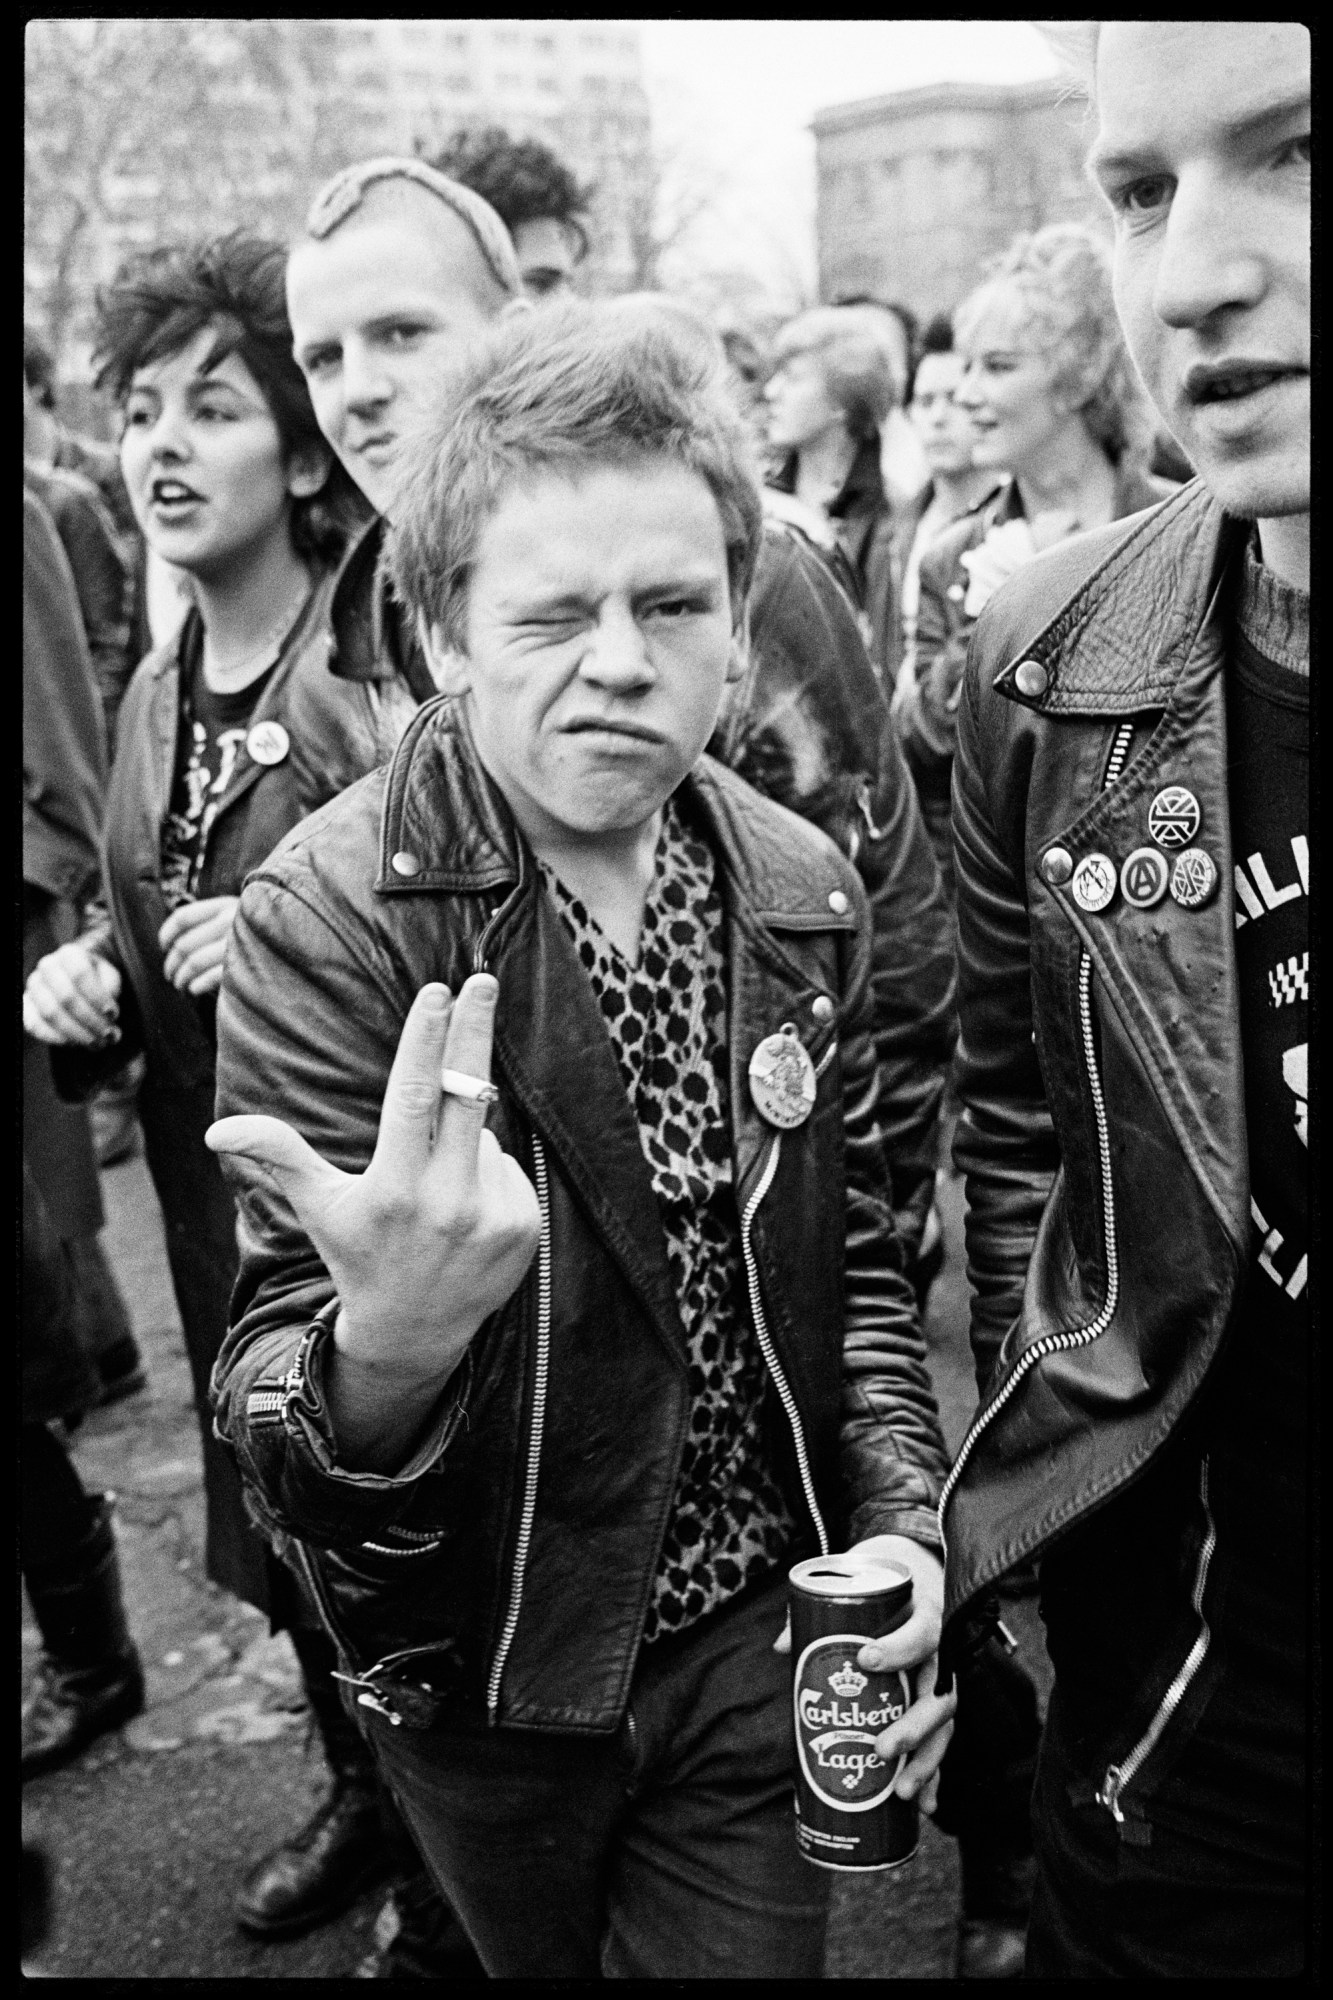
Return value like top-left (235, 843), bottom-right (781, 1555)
top-left (1097, 1764), bottom-right (1126, 1822)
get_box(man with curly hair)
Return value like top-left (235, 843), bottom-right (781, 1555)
top-left (429, 126), bottom-right (593, 301)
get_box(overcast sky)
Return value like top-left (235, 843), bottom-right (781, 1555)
top-left (637, 18), bottom-right (1059, 300)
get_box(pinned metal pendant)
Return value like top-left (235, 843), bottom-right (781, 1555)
top-left (1147, 785), bottom-right (1201, 849)
top-left (749, 1023), bottom-right (817, 1130)
top-left (1169, 847), bottom-right (1219, 908)
top-left (246, 719), bottom-right (290, 767)
top-left (1070, 853), bottom-right (1118, 913)
top-left (1120, 846), bottom-right (1170, 910)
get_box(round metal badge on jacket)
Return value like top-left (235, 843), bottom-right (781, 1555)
top-left (246, 720), bottom-right (290, 767)
top-left (749, 1024), bottom-right (817, 1129)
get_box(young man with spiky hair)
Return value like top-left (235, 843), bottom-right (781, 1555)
top-left (208, 303), bottom-right (955, 1979)
top-left (281, 154), bottom-right (961, 1975)
top-left (942, 22), bottom-right (1309, 1976)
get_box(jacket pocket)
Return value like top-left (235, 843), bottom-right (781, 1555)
top-left (1095, 1454), bottom-right (1219, 1826)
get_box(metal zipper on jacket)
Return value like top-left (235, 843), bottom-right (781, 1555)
top-left (1098, 1454), bottom-right (1217, 1822)
top-left (937, 719), bottom-right (1136, 1533)
top-left (739, 1080), bottom-right (832, 1558)
top-left (485, 1133), bottom-right (553, 1723)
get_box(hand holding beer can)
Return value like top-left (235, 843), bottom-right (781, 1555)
top-left (789, 1554), bottom-right (917, 1871)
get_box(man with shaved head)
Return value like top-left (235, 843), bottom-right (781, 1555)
top-left (284, 159), bottom-right (528, 762)
top-left (218, 160), bottom-right (527, 1967)
top-left (941, 22), bottom-right (1309, 1977)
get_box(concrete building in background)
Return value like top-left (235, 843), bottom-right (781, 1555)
top-left (25, 17), bottom-right (654, 387)
top-left (813, 80), bottom-right (1105, 320)
top-left (334, 18), bottom-right (653, 291)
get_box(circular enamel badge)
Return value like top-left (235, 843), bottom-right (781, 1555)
top-left (1169, 847), bottom-right (1218, 909)
top-left (246, 720), bottom-right (290, 767)
top-left (1147, 785), bottom-right (1201, 849)
top-left (1070, 852), bottom-right (1118, 914)
top-left (748, 1023), bottom-right (817, 1130)
top-left (1119, 846), bottom-right (1170, 910)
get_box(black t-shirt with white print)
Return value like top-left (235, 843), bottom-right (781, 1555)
top-left (159, 628), bottom-right (276, 912)
top-left (1157, 543), bottom-right (1309, 1853)
top-left (1209, 564), bottom-right (1308, 1614)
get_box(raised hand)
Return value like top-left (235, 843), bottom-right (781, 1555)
top-left (205, 975), bottom-right (541, 1468)
top-left (23, 940), bottom-right (122, 1047)
top-left (158, 894), bottom-right (240, 995)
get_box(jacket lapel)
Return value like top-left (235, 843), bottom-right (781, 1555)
top-left (1032, 527), bottom-right (1251, 1255)
top-left (199, 581), bottom-right (333, 832)
top-left (489, 872), bottom-right (690, 1371)
top-left (994, 485), bottom-right (1243, 717)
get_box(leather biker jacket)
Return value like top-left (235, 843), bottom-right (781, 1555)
top-left (211, 696), bottom-right (949, 1733)
top-left (940, 480), bottom-right (1254, 1643)
top-left (718, 515), bottom-right (956, 1259)
top-left (56, 572), bottom-right (382, 1097)
top-left (334, 509), bottom-right (956, 1264)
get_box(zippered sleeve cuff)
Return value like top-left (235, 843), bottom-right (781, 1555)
top-left (230, 1302), bottom-right (472, 1550)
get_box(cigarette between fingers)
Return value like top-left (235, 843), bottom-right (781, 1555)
top-left (440, 1067), bottom-right (499, 1105)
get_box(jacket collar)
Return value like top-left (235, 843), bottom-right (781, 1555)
top-left (770, 433), bottom-right (886, 523)
top-left (373, 697), bottom-right (850, 1370)
top-left (374, 694), bottom-right (858, 933)
top-left (143, 574), bottom-right (337, 825)
top-left (828, 431), bottom-right (886, 523)
top-left (328, 513), bottom-right (436, 701)
top-left (993, 480), bottom-right (1248, 717)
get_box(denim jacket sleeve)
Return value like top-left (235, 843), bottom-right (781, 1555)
top-left (208, 866), bottom-right (470, 1552)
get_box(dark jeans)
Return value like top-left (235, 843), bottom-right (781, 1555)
top-left (1026, 1691), bottom-right (1307, 1978)
top-left (365, 1569), bottom-right (829, 1979)
top-left (22, 1421), bottom-right (100, 1577)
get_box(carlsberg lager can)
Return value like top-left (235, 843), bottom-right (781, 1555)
top-left (789, 1554), bottom-right (917, 1871)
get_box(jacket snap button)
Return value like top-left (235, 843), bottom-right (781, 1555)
top-left (827, 889), bottom-right (850, 915)
top-left (1014, 658), bottom-right (1049, 699)
top-left (1041, 846), bottom-right (1073, 886)
top-left (811, 995), bottom-right (835, 1022)
top-left (391, 851), bottom-right (422, 878)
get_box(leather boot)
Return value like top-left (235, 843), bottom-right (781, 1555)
top-left (22, 1495), bottom-right (145, 1782)
top-left (235, 1635), bottom-right (393, 1939)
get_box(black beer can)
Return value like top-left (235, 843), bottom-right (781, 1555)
top-left (789, 1554), bottom-right (918, 1871)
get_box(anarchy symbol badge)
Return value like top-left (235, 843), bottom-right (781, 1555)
top-left (1147, 785), bottom-right (1201, 849)
top-left (1120, 846), bottom-right (1170, 910)
top-left (748, 1023), bottom-right (817, 1130)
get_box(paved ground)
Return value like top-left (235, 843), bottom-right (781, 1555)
top-left (22, 1135), bottom-right (1050, 1979)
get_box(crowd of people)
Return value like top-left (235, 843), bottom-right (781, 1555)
top-left (22, 19), bottom-right (1309, 1981)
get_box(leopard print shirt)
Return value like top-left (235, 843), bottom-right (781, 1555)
top-left (538, 798), bottom-right (794, 1643)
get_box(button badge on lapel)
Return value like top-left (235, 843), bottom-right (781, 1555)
top-left (1120, 846), bottom-right (1170, 910)
top-left (246, 719), bottom-right (290, 767)
top-left (1147, 785), bottom-right (1201, 848)
top-left (1070, 852), bottom-right (1118, 913)
top-left (749, 1023), bottom-right (817, 1130)
top-left (1169, 848), bottom-right (1219, 908)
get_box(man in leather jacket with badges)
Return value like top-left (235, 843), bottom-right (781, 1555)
top-left (943, 22), bottom-right (1309, 1978)
top-left (208, 306), bottom-right (955, 1980)
top-left (282, 160), bottom-right (957, 1972)
top-left (287, 175), bottom-right (957, 1285)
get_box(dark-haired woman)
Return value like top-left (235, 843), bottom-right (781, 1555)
top-left (23, 233), bottom-right (396, 1941)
